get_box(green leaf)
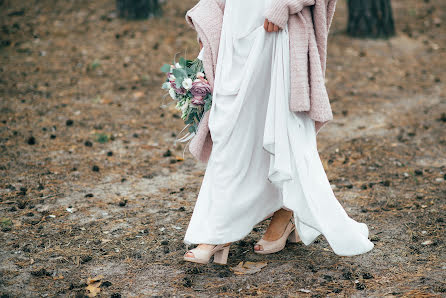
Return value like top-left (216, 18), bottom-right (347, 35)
top-left (179, 57), bottom-right (187, 68)
top-left (204, 98), bottom-right (212, 112)
top-left (188, 125), bottom-right (196, 133)
top-left (175, 80), bottom-right (182, 89)
top-left (160, 64), bottom-right (171, 73)
top-left (172, 68), bottom-right (183, 78)
top-left (95, 133), bottom-right (109, 143)
top-left (1, 218), bottom-right (12, 227)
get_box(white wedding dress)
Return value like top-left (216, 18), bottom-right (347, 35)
top-left (184, 0), bottom-right (374, 256)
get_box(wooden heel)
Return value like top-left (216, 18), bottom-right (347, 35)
top-left (213, 245), bottom-right (230, 264)
top-left (287, 228), bottom-right (300, 243)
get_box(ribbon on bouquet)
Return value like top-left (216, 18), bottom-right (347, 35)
top-left (174, 124), bottom-right (196, 159)
top-left (175, 124), bottom-right (196, 143)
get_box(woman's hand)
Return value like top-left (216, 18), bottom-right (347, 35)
top-left (264, 18), bottom-right (282, 32)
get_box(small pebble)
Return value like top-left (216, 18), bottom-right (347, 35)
top-left (27, 136), bottom-right (36, 145)
top-left (66, 119), bottom-right (74, 126)
top-left (102, 281), bottom-right (112, 287)
top-left (362, 272), bottom-right (374, 279)
top-left (356, 283), bottom-right (366, 290)
top-left (414, 169), bottom-right (423, 176)
top-left (84, 140), bottom-right (93, 147)
top-left (421, 240), bottom-right (432, 245)
top-left (342, 271), bottom-right (353, 280)
top-left (92, 165), bottom-right (100, 172)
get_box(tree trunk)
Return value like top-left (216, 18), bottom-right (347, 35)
top-left (347, 0), bottom-right (395, 38)
top-left (116, 0), bottom-right (162, 20)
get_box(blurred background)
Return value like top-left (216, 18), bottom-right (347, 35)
top-left (0, 0), bottom-right (445, 296)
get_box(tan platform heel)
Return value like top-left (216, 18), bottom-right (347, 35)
top-left (254, 219), bottom-right (301, 254)
top-left (184, 243), bottom-right (231, 265)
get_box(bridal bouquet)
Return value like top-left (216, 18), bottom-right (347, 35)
top-left (160, 57), bottom-right (212, 142)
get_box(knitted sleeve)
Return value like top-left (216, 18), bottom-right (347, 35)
top-left (264, 0), bottom-right (315, 28)
top-left (186, 0), bottom-right (226, 45)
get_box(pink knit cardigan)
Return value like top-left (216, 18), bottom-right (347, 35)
top-left (185, 0), bottom-right (337, 162)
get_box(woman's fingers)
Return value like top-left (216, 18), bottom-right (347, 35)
top-left (264, 19), bottom-right (269, 31)
top-left (267, 21), bottom-right (274, 32)
top-left (264, 19), bottom-right (282, 32)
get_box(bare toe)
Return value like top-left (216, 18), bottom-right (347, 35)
top-left (185, 251), bottom-right (194, 258)
top-left (254, 244), bottom-right (263, 251)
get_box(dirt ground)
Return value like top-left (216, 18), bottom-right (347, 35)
top-left (0, 0), bottom-right (445, 297)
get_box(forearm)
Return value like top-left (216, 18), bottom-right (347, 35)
top-left (264, 0), bottom-right (315, 28)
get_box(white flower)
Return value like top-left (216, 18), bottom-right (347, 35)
top-left (181, 100), bottom-right (189, 113)
top-left (168, 88), bottom-right (176, 99)
top-left (175, 62), bottom-right (182, 68)
top-left (169, 74), bottom-right (176, 81)
top-left (162, 82), bottom-right (171, 90)
top-left (182, 78), bottom-right (193, 90)
top-left (180, 100), bottom-right (189, 119)
top-left (196, 72), bottom-right (205, 78)
top-left (194, 79), bottom-right (201, 83)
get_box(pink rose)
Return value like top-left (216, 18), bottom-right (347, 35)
top-left (191, 95), bottom-right (205, 105)
top-left (190, 80), bottom-right (211, 98)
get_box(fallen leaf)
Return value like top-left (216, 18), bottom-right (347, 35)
top-left (231, 261), bottom-right (267, 275)
top-left (86, 283), bottom-right (101, 297)
top-left (87, 275), bottom-right (103, 284)
top-left (86, 275), bottom-right (103, 297)
top-left (133, 91), bottom-right (144, 98)
top-left (53, 275), bottom-right (64, 280)
top-left (101, 98), bottom-right (112, 104)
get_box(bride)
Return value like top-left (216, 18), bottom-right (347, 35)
top-left (181, 0), bottom-right (374, 264)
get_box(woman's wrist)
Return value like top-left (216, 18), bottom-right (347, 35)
top-left (264, 0), bottom-right (315, 29)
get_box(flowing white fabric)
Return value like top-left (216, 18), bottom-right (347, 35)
top-left (184, 0), bottom-right (373, 256)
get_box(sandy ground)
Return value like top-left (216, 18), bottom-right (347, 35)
top-left (0, 0), bottom-right (445, 296)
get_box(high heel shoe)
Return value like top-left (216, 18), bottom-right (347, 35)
top-left (254, 219), bottom-right (300, 254)
top-left (183, 244), bottom-right (231, 264)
